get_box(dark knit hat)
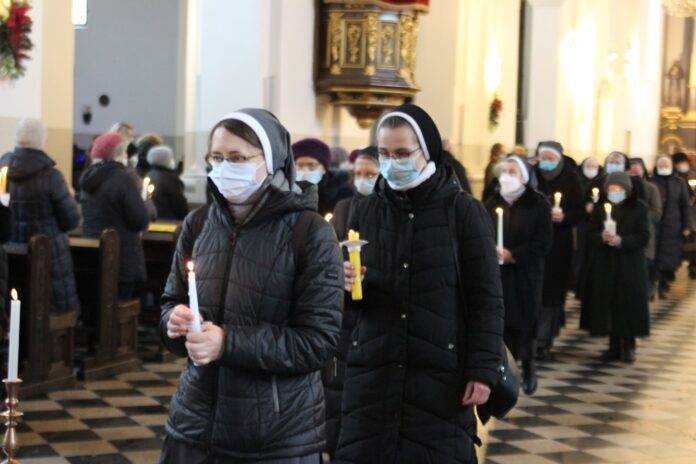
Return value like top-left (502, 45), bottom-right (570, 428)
top-left (604, 171), bottom-right (632, 195)
top-left (672, 152), bottom-right (689, 164)
top-left (91, 133), bottom-right (122, 161)
top-left (292, 138), bottom-right (332, 171)
top-left (147, 144), bottom-right (174, 168)
top-left (357, 145), bottom-right (378, 162)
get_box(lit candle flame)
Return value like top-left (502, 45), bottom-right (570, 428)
top-left (147, 184), bottom-right (155, 195)
top-left (10, 288), bottom-right (17, 301)
top-left (495, 207), bottom-right (503, 215)
top-left (689, 179), bottom-right (696, 188)
top-left (143, 177), bottom-right (151, 187)
top-left (324, 213), bottom-right (333, 222)
top-left (186, 261), bottom-right (194, 272)
top-left (592, 187), bottom-right (599, 196)
top-left (554, 192), bottom-right (562, 202)
top-left (604, 203), bottom-right (612, 215)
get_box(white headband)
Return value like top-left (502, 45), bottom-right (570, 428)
top-left (377, 111), bottom-right (430, 161)
top-left (539, 147), bottom-right (561, 161)
top-left (507, 156), bottom-right (530, 184)
top-left (218, 112), bottom-right (273, 173)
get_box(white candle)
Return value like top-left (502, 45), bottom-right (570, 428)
top-left (495, 207), bottom-right (504, 265)
top-left (142, 177), bottom-right (151, 201)
top-left (553, 192), bottom-right (563, 213)
top-left (147, 183), bottom-right (155, 199)
top-left (8, 289), bottom-right (20, 381)
top-left (604, 203), bottom-right (616, 236)
top-left (591, 187), bottom-right (599, 203)
top-left (186, 261), bottom-right (202, 332)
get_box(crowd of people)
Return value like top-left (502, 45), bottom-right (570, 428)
top-left (0, 105), bottom-right (694, 463)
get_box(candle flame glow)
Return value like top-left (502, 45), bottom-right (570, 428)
top-left (147, 184), bottom-right (155, 194)
top-left (592, 187), bottom-right (599, 195)
top-left (324, 213), bottom-right (333, 222)
top-left (604, 203), bottom-right (612, 214)
top-left (689, 179), bottom-right (696, 188)
top-left (495, 207), bottom-right (503, 215)
top-left (186, 261), bottom-right (194, 272)
top-left (143, 177), bottom-right (150, 186)
top-left (10, 288), bottom-right (17, 301)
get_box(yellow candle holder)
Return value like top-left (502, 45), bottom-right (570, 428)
top-left (341, 230), bottom-right (368, 301)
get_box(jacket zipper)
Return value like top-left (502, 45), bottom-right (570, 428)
top-left (271, 375), bottom-right (280, 413)
top-left (204, 231), bottom-right (237, 451)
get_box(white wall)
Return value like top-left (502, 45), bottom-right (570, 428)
top-left (72, 0), bottom-right (183, 149)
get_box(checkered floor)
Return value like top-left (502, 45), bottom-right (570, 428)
top-left (10, 269), bottom-right (696, 463)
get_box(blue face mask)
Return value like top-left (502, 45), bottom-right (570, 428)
top-left (296, 169), bottom-right (323, 185)
top-left (538, 160), bottom-right (559, 171)
top-left (379, 152), bottom-right (422, 187)
top-left (354, 177), bottom-right (376, 196)
top-left (607, 190), bottom-right (626, 204)
top-left (605, 163), bottom-right (624, 174)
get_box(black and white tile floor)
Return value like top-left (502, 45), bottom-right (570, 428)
top-left (12, 269), bottom-right (696, 463)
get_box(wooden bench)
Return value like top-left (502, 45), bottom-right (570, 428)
top-left (4, 235), bottom-right (78, 397)
top-left (69, 229), bottom-right (141, 381)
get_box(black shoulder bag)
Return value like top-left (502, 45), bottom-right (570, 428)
top-left (446, 193), bottom-right (519, 425)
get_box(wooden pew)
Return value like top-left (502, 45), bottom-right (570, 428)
top-left (69, 229), bottom-right (141, 381)
top-left (5, 235), bottom-right (78, 397)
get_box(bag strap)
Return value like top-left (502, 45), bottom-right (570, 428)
top-left (291, 210), bottom-right (315, 270)
top-left (446, 193), bottom-right (467, 320)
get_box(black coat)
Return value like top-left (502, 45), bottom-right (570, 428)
top-left (484, 189), bottom-right (553, 336)
top-left (335, 166), bottom-right (504, 464)
top-left (317, 169), bottom-right (354, 216)
top-left (651, 174), bottom-right (693, 273)
top-left (159, 183), bottom-right (344, 460)
top-left (0, 148), bottom-right (81, 313)
top-left (0, 203), bottom-right (10, 318)
top-left (579, 193), bottom-right (650, 337)
top-left (80, 161), bottom-right (151, 283)
top-left (534, 158), bottom-right (584, 306)
top-left (145, 166), bottom-right (189, 220)
top-left (441, 151), bottom-right (471, 194)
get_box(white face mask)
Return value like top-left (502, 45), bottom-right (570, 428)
top-left (676, 163), bottom-right (690, 174)
top-left (657, 167), bottom-right (673, 176)
top-left (129, 155), bottom-right (138, 168)
top-left (583, 166), bottom-right (599, 179)
top-left (119, 157), bottom-right (129, 167)
top-left (296, 169), bottom-right (323, 185)
top-left (208, 160), bottom-right (266, 203)
top-left (499, 173), bottom-right (523, 194)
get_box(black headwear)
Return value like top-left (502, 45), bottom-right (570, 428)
top-left (628, 157), bottom-right (649, 179)
top-left (378, 103), bottom-right (443, 164)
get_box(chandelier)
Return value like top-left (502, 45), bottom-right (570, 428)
top-left (661, 0), bottom-right (696, 17)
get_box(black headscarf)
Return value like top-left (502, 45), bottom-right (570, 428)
top-left (629, 157), bottom-right (649, 180)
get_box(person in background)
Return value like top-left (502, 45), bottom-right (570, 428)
top-left (484, 156), bottom-right (552, 395)
top-left (331, 146), bottom-right (348, 169)
top-left (0, 201), bottom-right (12, 330)
top-left (158, 109), bottom-right (343, 463)
top-left (483, 142), bottom-right (506, 188)
top-left (145, 145), bottom-right (189, 220)
top-left (80, 133), bottom-right (153, 299)
top-left (534, 141), bottom-right (584, 359)
top-left (331, 146), bottom-right (379, 241)
top-left (672, 152), bottom-right (696, 279)
top-left (0, 118), bottom-right (81, 314)
top-left (629, 158), bottom-right (663, 298)
top-left (109, 121), bottom-right (137, 167)
top-left (512, 144), bottom-right (528, 158)
top-left (578, 157), bottom-right (603, 195)
top-left (336, 104), bottom-right (503, 464)
top-left (441, 139), bottom-right (472, 193)
top-left (135, 133), bottom-right (165, 178)
top-left (580, 172), bottom-right (650, 363)
top-left (651, 155), bottom-right (693, 298)
top-left (292, 138), bottom-right (354, 215)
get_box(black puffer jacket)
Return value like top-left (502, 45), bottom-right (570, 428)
top-left (651, 174), bottom-right (692, 273)
top-left (0, 203), bottom-right (10, 317)
top-left (80, 161), bottom-right (151, 283)
top-left (318, 169), bottom-right (354, 216)
top-left (335, 166), bottom-right (504, 464)
top-left (145, 166), bottom-right (189, 220)
top-left (0, 148), bottom-right (81, 313)
top-left (159, 183), bottom-right (344, 459)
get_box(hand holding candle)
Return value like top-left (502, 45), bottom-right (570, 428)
top-left (553, 192), bottom-right (563, 213)
top-left (147, 183), bottom-right (155, 199)
top-left (186, 261), bottom-right (202, 332)
top-left (0, 166), bottom-right (9, 207)
top-left (342, 230), bottom-right (368, 301)
top-left (495, 207), bottom-right (504, 265)
top-left (8, 289), bottom-right (20, 381)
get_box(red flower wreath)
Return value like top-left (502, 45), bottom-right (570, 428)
top-left (0, 1), bottom-right (34, 80)
top-left (489, 94), bottom-right (503, 130)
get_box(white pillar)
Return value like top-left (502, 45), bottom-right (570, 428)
top-left (524, 0), bottom-right (563, 150)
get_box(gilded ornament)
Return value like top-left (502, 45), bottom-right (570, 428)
top-left (347, 23), bottom-right (363, 64)
top-left (364, 13), bottom-right (379, 76)
top-left (329, 11), bottom-right (343, 75)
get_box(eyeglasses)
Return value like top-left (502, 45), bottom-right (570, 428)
top-left (378, 147), bottom-right (421, 161)
top-left (209, 153), bottom-right (262, 165)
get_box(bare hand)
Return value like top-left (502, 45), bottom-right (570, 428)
top-left (462, 381), bottom-right (491, 406)
top-left (185, 322), bottom-right (225, 365)
top-left (497, 248), bottom-right (514, 264)
top-left (684, 229), bottom-right (692, 237)
top-left (166, 305), bottom-right (202, 339)
top-left (343, 261), bottom-right (366, 292)
top-left (585, 203), bottom-right (594, 214)
top-left (552, 210), bottom-right (564, 223)
top-left (601, 229), bottom-right (613, 244)
top-left (608, 235), bottom-right (622, 247)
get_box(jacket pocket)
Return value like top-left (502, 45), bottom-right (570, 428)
top-left (271, 375), bottom-right (280, 413)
